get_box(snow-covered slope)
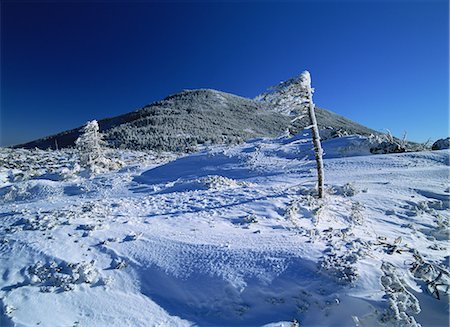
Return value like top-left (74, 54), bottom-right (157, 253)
top-left (13, 89), bottom-right (290, 151)
top-left (1, 134), bottom-right (448, 326)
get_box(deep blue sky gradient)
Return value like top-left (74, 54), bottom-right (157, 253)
top-left (1, 1), bottom-right (448, 146)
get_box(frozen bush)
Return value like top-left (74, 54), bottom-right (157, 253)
top-left (370, 141), bottom-right (406, 154)
top-left (432, 137), bottom-right (450, 150)
top-left (319, 252), bottom-right (359, 285)
top-left (27, 260), bottom-right (98, 292)
top-left (200, 175), bottom-right (251, 189)
top-left (350, 202), bottom-right (364, 225)
top-left (380, 262), bottom-right (421, 327)
top-left (333, 183), bottom-right (358, 197)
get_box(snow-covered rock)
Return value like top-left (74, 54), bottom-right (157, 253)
top-left (370, 140), bottom-right (406, 154)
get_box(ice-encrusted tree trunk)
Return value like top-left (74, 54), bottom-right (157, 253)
top-left (300, 71), bottom-right (325, 198)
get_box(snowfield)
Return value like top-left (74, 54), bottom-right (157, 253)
top-left (0, 133), bottom-right (449, 327)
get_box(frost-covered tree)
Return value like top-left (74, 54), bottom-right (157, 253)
top-left (75, 120), bottom-right (104, 164)
top-left (287, 71), bottom-right (325, 198)
top-left (75, 120), bottom-right (109, 173)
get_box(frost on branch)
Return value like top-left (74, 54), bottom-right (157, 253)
top-left (254, 70), bottom-right (325, 197)
top-left (299, 70), bottom-right (311, 89)
top-left (380, 262), bottom-right (421, 327)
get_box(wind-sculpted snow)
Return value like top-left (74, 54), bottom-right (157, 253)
top-left (134, 243), bottom-right (333, 326)
top-left (134, 152), bottom-right (258, 185)
top-left (0, 134), bottom-right (449, 326)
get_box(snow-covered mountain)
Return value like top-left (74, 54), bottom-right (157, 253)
top-left (14, 79), bottom-right (380, 152)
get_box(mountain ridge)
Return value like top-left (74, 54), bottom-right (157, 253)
top-left (13, 84), bottom-right (381, 152)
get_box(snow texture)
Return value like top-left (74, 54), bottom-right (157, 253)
top-left (1, 133), bottom-right (449, 326)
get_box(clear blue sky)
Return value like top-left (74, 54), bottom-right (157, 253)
top-left (1, 0), bottom-right (448, 146)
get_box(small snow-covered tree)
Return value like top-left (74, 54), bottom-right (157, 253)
top-left (75, 120), bottom-right (108, 173)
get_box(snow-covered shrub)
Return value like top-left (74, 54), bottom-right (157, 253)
top-left (284, 199), bottom-right (300, 226)
top-left (414, 139), bottom-right (432, 151)
top-left (370, 141), bottom-right (406, 154)
top-left (27, 260), bottom-right (98, 292)
top-left (319, 238), bottom-right (370, 286)
top-left (403, 200), bottom-right (439, 217)
top-left (96, 275), bottom-right (113, 287)
top-left (409, 251), bottom-right (450, 300)
top-left (200, 175), bottom-right (251, 189)
top-left (333, 129), bottom-right (350, 138)
top-left (332, 183), bottom-right (358, 197)
top-left (319, 128), bottom-right (351, 141)
top-left (368, 130), bottom-right (412, 154)
top-left (58, 164), bottom-right (81, 180)
top-left (0, 147), bottom-right (82, 182)
top-left (14, 215), bottom-right (58, 231)
top-left (432, 137), bottom-right (450, 150)
top-left (350, 202), bottom-right (364, 225)
top-left (233, 214), bottom-right (259, 226)
top-left (243, 214), bottom-right (258, 224)
top-left (319, 252), bottom-right (359, 285)
top-left (431, 214), bottom-right (450, 240)
top-left (0, 184), bottom-right (30, 202)
top-left (380, 262), bottom-right (421, 327)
